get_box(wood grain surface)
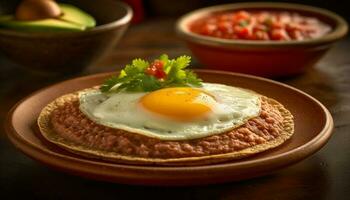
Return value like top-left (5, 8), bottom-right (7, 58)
top-left (1, 18), bottom-right (349, 199)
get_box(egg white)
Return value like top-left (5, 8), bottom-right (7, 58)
top-left (79, 83), bottom-right (261, 140)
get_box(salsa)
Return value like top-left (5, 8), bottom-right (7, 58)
top-left (189, 10), bottom-right (331, 41)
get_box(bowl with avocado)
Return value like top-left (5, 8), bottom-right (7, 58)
top-left (0, 0), bottom-right (132, 75)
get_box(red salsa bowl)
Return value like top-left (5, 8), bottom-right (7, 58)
top-left (176, 2), bottom-right (348, 77)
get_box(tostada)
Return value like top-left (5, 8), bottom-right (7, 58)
top-left (38, 55), bottom-right (294, 166)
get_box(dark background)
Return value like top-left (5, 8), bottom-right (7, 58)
top-left (141, 0), bottom-right (349, 21)
top-left (1, 0), bottom-right (349, 199)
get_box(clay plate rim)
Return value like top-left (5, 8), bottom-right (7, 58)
top-left (4, 70), bottom-right (334, 185)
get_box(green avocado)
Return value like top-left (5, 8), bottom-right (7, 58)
top-left (59, 3), bottom-right (96, 28)
top-left (0, 15), bottom-right (86, 31)
top-left (0, 4), bottom-right (96, 32)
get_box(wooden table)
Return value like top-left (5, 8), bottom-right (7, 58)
top-left (1, 18), bottom-right (349, 199)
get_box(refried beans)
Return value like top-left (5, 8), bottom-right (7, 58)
top-left (50, 96), bottom-right (284, 158)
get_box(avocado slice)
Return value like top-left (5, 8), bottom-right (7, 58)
top-left (59, 3), bottom-right (96, 28)
top-left (0, 3), bottom-right (96, 32)
top-left (0, 15), bottom-right (85, 32)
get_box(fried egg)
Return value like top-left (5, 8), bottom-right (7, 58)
top-left (79, 83), bottom-right (261, 140)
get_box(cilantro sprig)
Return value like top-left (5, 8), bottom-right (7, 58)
top-left (100, 54), bottom-right (202, 93)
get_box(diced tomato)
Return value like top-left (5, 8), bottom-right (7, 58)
top-left (288, 30), bottom-right (304, 40)
top-left (218, 14), bottom-right (230, 22)
top-left (253, 24), bottom-right (268, 32)
top-left (285, 23), bottom-right (302, 32)
top-left (200, 24), bottom-right (216, 35)
top-left (271, 21), bottom-right (283, 29)
top-left (270, 29), bottom-right (290, 40)
top-left (155, 69), bottom-right (166, 79)
top-left (253, 31), bottom-right (270, 40)
top-left (234, 26), bottom-right (250, 38)
top-left (152, 60), bottom-right (164, 70)
top-left (145, 60), bottom-right (166, 79)
top-left (145, 66), bottom-right (157, 76)
top-left (218, 21), bottom-right (230, 32)
top-left (233, 10), bottom-right (250, 21)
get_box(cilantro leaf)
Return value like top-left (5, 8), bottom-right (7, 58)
top-left (99, 54), bottom-right (202, 93)
top-left (132, 59), bottom-right (149, 71)
top-left (174, 55), bottom-right (191, 69)
top-left (100, 76), bottom-right (119, 92)
top-left (141, 74), bottom-right (162, 91)
top-left (159, 54), bottom-right (168, 64)
top-left (124, 64), bottom-right (140, 76)
top-left (185, 71), bottom-right (202, 87)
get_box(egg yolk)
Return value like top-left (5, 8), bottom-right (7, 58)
top-left (139, 87), bottom-right (216, 121)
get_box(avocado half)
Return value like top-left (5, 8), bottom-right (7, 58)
top-left (0, 3), bottom-right (96, 32)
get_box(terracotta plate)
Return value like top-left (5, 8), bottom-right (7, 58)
top-left (5, 70), bottom-right (333, 186)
